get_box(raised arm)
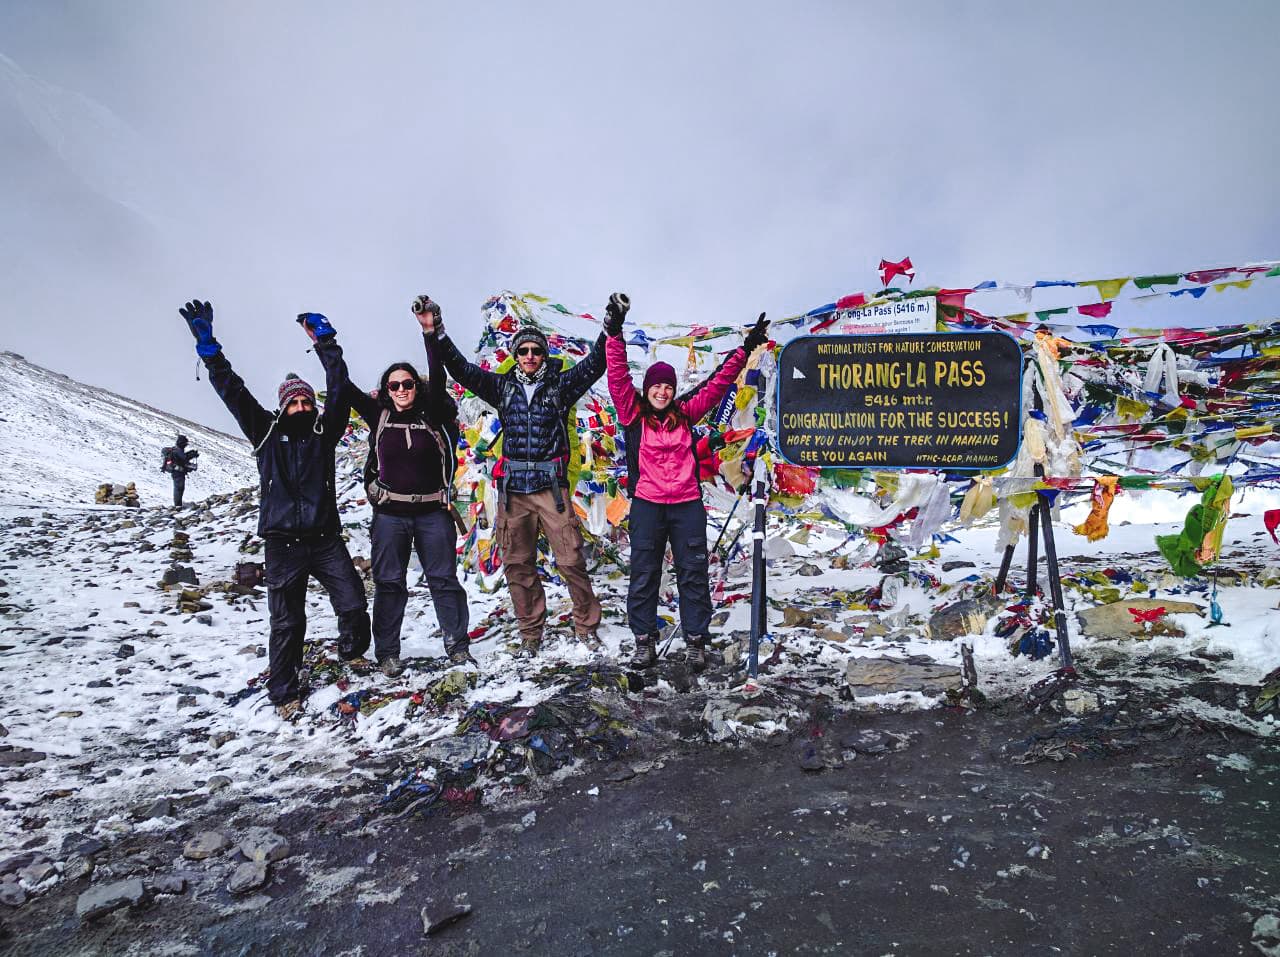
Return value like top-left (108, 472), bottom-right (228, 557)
top-left (296, 312), bottom-right (354, 444)
top-left (180, 299), bottom-right (274, 446)
top-left (605, 334), bottom-right (641, 426)
top-left (680, 348), bottom-right (747, 423)
top-left (559, 332), bottom-right (609, 404)
top-left (413, 295), bottom-right (505, 409)
top-left (422, 332), bottom-right (460, 426)
top-left (307, 323), bottom-right (380, 426)
top-left (683, 313), bottom-right (770, 423)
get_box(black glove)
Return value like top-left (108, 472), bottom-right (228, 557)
top-left (413, 295), bottom-right (443, 336)
top-left (743, 312), bottom-right (770, 353)
top-left (604, 292), bottom-right (630, 338)
top-left (179, 300), bottom-right (221, 357)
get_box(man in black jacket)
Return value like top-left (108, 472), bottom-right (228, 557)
top-left (424, 298), bottom-right (606, 656)
top-left (179, 300), bottom-right (371, 719)
top-left (161, 435), bottom-right (198, 507)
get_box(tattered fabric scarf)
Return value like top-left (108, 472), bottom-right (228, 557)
top-left (1072, 476), bottom-right (1120, 542)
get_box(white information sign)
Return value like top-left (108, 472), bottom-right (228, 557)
top-left (836, 296), bottom-right (936, 335)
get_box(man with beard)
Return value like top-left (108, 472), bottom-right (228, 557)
top-left (178, 300), bottom-right (371, 719)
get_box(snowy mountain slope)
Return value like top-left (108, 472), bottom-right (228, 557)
top-left (0, 350), bottom-right (256, 506)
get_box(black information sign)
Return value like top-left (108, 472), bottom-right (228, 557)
top-left (776, 333), bottom-right (1022, 470)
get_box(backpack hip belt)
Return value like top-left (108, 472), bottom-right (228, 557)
top-left (499, 460), bottom-right (566, 512)
top-left (365, 478), bottom-right (449, 507)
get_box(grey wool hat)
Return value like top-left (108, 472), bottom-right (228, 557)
top-left (510, 326), bottom-right (549, 354)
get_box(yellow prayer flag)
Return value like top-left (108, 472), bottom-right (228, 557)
top-left (1083, 277), bottom-right (1130, 301)
top-left (1010, 491), bottom-right (1038, 510)
top-left (1115, 396), bottom-right (1149, 422)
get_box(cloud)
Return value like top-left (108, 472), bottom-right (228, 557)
top-left (1, 2), bottom-right (1278, 427)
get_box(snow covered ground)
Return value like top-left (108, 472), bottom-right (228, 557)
top-left (0, 350), bottom-right (255, 507)
top-left (3, 484), bottom-right (1278, 850)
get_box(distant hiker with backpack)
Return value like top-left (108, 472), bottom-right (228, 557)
top-left (161, 435), bottom-right (198, 507)
top-left (604, 294), bottom-right (769, 669)
top-left (311, 297), bottom-right (470, 678)
top-left (178, 299), bottom-right (372, 720)
top-left (424, 297), bottom-right (608, 658)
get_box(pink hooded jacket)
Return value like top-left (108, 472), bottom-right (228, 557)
top-left (606, 335), bottom-right (747, 504)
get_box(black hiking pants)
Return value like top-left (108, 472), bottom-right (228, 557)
top-left (626, 498), bottom-right (713, 639)
top-left (264, 534), bottom-right (371, 704)
top-left (171, 472), bottom-right (186, 507)
top-left (370, 509), bottom-right (469, 660)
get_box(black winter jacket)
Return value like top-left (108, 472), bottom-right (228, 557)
top-left (436, 331), bottom-right (607, 495)
top-left (203, 345), bottom-right (350, 539)
top-left (317, 333), bottom-right (461, 516)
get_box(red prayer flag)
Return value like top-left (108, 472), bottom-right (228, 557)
top-left (878, 257), bottom-right (915, 287)
top-left (1076, 302), bottom-right (1114, 319)
top-left (1128, 606), bottom-right (1167, 624)
top-left (1184, 268), bottom-right (1233, 284)
top-left (1265, 509), bottom-right (1280, 544)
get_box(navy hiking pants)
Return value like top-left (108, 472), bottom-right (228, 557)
top-left (370, 509), bottom-right (469, 660)
top-left (626, 498), bottom-right (713, 638)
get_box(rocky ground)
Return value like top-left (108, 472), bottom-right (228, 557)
top-left (3, 702), bottom-right (1278, 956)
top-left (2, 491), bottom-right (1279, 955)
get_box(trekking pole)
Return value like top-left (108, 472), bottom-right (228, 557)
top-left (748, 455), bottom-right (770, 679)
top-left (711, 486), bottom-right (748, 557)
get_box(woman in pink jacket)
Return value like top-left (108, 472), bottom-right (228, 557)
top-left (603, 293), bottom-right (770, 669)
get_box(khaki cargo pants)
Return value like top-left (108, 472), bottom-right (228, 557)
top-left (496, 488), bottom-right (602, 642)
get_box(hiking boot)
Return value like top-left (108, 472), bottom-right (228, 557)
top-left (629, 633), bottom-right (658, 669)
top-left (515, 636), bottom-right (541, 659)
top-left (685, 634), bottom-right (709, 673)
top-left (577, 630), bottom-right (603, 653)
top-left (379, 655), bottom-right (405, 678)
top-left (275, 699), bottom-right (303, 721)
top-left (445, 639), bottom-right (474, 667)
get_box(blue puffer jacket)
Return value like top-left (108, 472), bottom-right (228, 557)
top-left (203, 343), bottom-right (350, 538)
top-left (436, 332), bottom-right (607, 495)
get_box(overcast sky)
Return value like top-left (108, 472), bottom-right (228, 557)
top-left (2, 1), bottom-right (1278, 430)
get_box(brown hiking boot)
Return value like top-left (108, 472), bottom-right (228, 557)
top-left (516, 635), bottom-right (542, 659)
top-left (577, 630), bottom-right (603, 653)
top-left (685, 634), bottom-right (708, 673)
top-left (275, 699), bottom-right (303, 721)
top-left (630, 633), bottom-right (658, 669)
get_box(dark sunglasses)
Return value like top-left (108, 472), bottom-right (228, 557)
top-left (516, 346), bottom-right (545, 357)
top-left (386, 378), bottom-right (417, 392)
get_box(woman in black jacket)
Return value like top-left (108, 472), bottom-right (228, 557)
top-left (313, 306), bottom-right (469, 678)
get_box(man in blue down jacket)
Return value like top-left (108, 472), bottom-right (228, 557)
top-left (427, 302), bottom-right (606, 657)
top-left (179, 300), bottom-right (371, 719)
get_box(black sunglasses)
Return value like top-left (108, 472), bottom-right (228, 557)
top-left (516, 346), bottom-right (545, 357)
top-left (386, 378), bottom-right (417, 392)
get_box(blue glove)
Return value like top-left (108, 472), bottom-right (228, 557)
top-left (296, 312), bottom-right (336, 341)
top-left (179, 300), bottom-right (221, 357)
